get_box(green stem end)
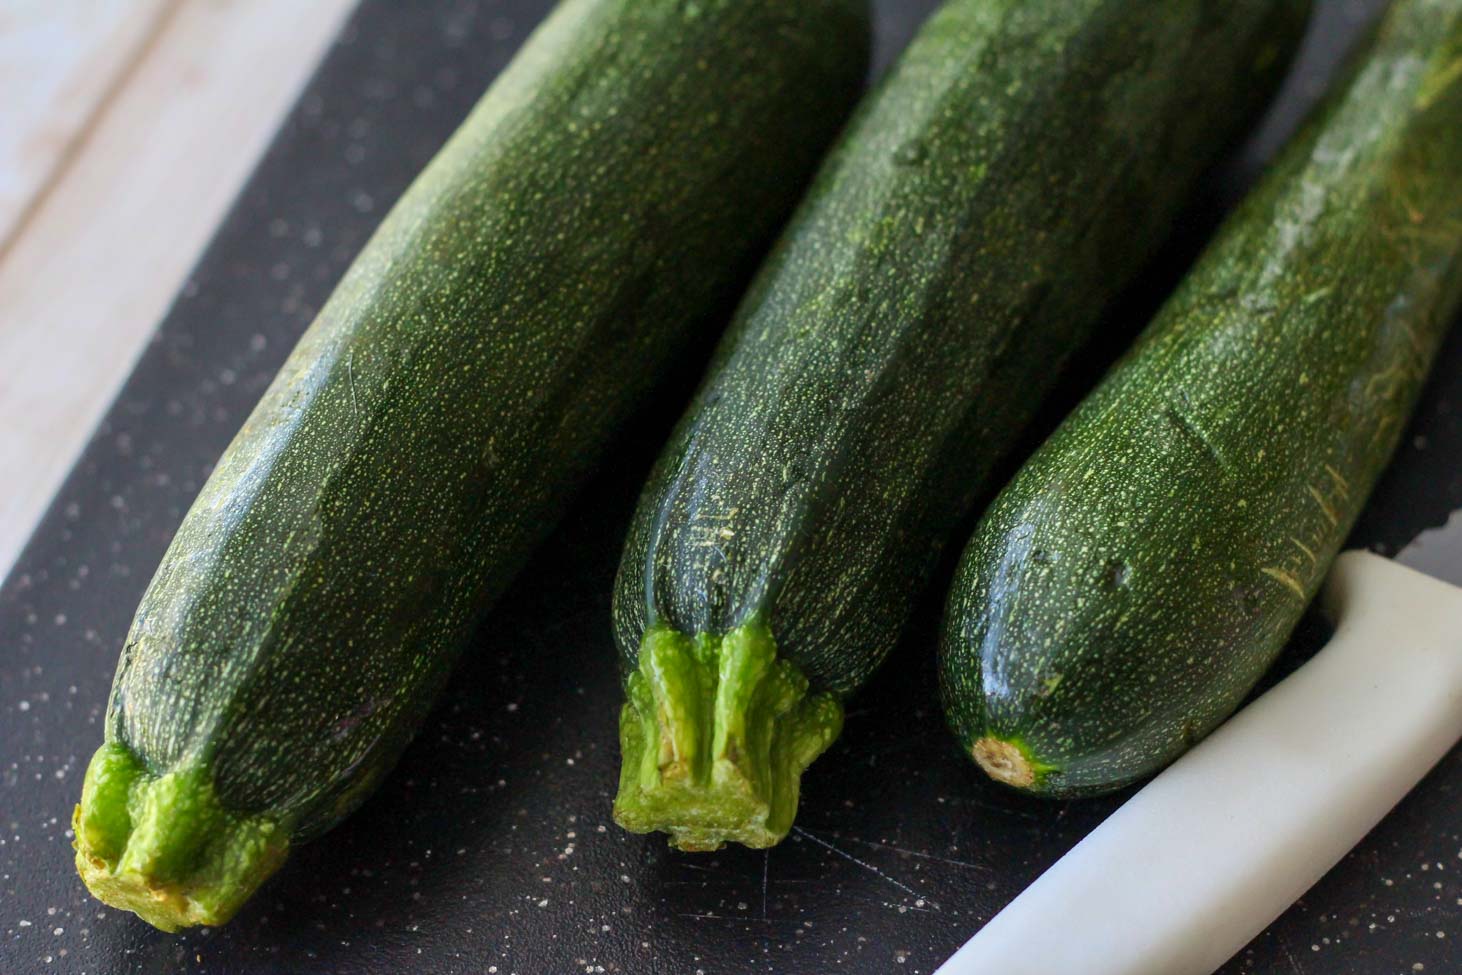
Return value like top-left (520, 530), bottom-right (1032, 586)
top-left (613, 622), bottom-right (843, 851)
top-left (72, 742), bottom-right (289, 932)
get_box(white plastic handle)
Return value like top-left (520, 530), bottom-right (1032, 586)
top-left (937, 551), bottom-right (1462, 975)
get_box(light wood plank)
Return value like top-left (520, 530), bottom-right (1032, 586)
top-left (0, 0), bottom-right (356, 578)
top-left (0, 0), bottom-right (177, 252)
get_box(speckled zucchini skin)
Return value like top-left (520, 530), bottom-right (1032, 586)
top-left (73, 0), bottom-right (871, 930)
top-left (941, 0), bottom-right (1462, 799)
top-left (610, 0), bottom-right (1309, 850)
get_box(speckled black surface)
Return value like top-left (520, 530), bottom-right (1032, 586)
top-left (1, 1), bottom-right (1456, 973)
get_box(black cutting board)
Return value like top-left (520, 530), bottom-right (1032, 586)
top-left (2, 2), bottom-right (1457, 973)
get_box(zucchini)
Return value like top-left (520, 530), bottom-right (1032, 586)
top-left (611, 0), bottom-right (1310, 851)
top-left (940, 0), bottom-right (1462, 798)
top-left (72, 0), bottom-right (871, 931)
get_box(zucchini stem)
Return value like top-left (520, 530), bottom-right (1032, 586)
top-left (614, 622), bottom-right (842, 851)
top-left (72, 742), bottom-right (288, 932)
top-left (972, 735), bottom-right (1051, 791)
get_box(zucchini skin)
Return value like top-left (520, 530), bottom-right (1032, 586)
top-left (940, 0), bottom-right (1462, 799)
top-left (73, 0), bottom-right (871, 931)
top-left (611, 0), bottom-right (1310, 850)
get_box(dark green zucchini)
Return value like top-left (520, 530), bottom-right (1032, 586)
top-left (940, 0), bottom-right (1462, 799)
top-left (72, 0), bottom-right (871, 931)
top-left (611, 0), bottom-right (1310, 851)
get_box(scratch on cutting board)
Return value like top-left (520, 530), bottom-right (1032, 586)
top-left (792, 827), bottom-right (937, 909)
top-left (942, 792), bottom-right (1046, 822)
top-left (884, 900), bottom-right (938, 914)
top-left (1277, 934), bottom-right (1304, 974)
top-left (814, 832), bottom-right (990, 872)
top-left (677, 912), bottom-right (798, 925)
top-left (761, 850), bottom-right (770, 920)
top-left (674, 860), bottom-right (719, 873)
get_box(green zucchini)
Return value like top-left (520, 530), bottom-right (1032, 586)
top-left (940, 0), bottom-right (1462, 799)
top-left (72, 0), bottom-right (870, 931)
top-left (611, 0), bottom-right (1310, 851)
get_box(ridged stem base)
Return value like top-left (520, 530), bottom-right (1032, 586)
top-left (613, 622), bottom-right (842, 851)
top-left (73, 742), bottom-right (288, 932)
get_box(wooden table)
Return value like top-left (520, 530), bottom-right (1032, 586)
top-left (0, 0), bottom-right (356, 579)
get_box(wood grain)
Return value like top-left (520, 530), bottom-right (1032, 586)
top-left (0, 0), bottom-right (177, 253)
top-left (0, 0), bottom-right (356, 578)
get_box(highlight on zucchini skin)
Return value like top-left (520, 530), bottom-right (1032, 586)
top-left (611, 0), bottom-right (1311, 851)
top-left (72, 0), bottom-right (873, 931)
top-left (941, 0), bottom-right (1462, 800)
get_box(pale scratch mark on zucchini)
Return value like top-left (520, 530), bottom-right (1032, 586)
top-left (346, 349), bottom-right (360, 423)
top-left (1366, 360), bottom-right (1419, 405)
top-left (1371, 412), bottom-right (1400, 451)
top-left (1306, 484), bottom-right (1339, 527)
top-left (1417, 55), bottom-right (1462, 110)
top-left (1322, 463), bottom-right (1351, 498)
top-left (1289, 536), bottom-right (1318, 566)
top-left (1399, 191), bottom-right (1426, 227)
top-left (1380, 196), bottom-right (1461, 266)
top-left (689, 509), bottom-right (739, 551)
top-left (1261, 566), bottom-right (1307, 598)
top-left (1162, 401), bottom-right (1230, 475)
top-left (1396, 318), bottom-right (1425, 358)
